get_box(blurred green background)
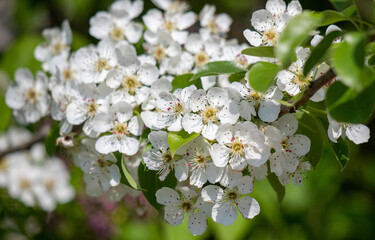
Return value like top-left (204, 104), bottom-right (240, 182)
top-left (0, 0), bottom-right (375, 239)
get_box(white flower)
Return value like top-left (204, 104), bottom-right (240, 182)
top-left (277, 48), bottom-right (330, 100)
top-left (210, 121), bottom-right (269, 170)
top-left (151, 0), bottom-right (189, 14)
top-left (156, 187), bottom-right (212, 236)
top-left (93, 101), bottom-right (142, 155)
top-left (34, 20), bottom-right (72, 72)
top-left (78, 139), bottom-right (121, 197)
top-left (183, 136), bottom-right (223, 188)
top-left (66, 83), bottom-right (111, 138)
top-left (33, 158), bottom-right (75, 211)
top-left (7, 160), bottom-right (41, 207)
top-left (182, 87), bottom-right (239, 140)
top-left (311, 24), bottom-right (342, 47)
top-left (269, 114), bottom-right (311, 175)
top-left (5, 68), bottom-right (50, 124)
top-left (231, 80), bottom-right (283, 122)
top-left (278, 160), bottom-right (312, 186)
top-left (106, 52), bottom-right (160, 107)
top-left (199, 4), bottom-right (232, 35)
top-left (72, 40), bottom-right (117, 84)
top-left (201, 175), bottom-right (260, 226)
top-left (142, 9), bottom-right (196, 44)
top-left (154, 85), bottom-right (196, 131)
top-left (143, 131), bottom-right (188, 181)
top-left (89, 1), bottom-right (144, 43)
top-left (327, 115), bottom-right (370, 145)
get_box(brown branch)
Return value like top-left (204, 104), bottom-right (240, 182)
top-left (279, 68), bottom-right (336, 115)
top-left (0, 120), bottom-right (52, 158)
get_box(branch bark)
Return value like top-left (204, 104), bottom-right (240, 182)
top-left (279, 68), bottom-right (336, 115)
top-left (0, 120), bottom-right (51, 159)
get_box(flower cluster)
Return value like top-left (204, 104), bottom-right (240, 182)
top-left (3, 0), bottom-right (371, 236)
top-left (0, 128), bottom-right (74, 211)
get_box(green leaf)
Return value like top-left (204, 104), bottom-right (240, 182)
top-left (368, 54), bottom-right (375, 66)
top-left (121, 155), bottom-right (138, 189)
top-left (355, 0), bottom-right (375, 24)
top-left (44, 122), bottom-right (60, 156)
top-left (172, 73), bottom-right (202, 91)
top-left (138, 163), bottom-right (177, 210)
top-left (168, 130), bottom-right (199, 157)
top-left (326, 80), bottom-right (375, 123)
top-left (332, 138), bottom-right (350, 170)
top-left (332, 32), bottom-right (366, 91)
top-left (294, 112), bottom-right (325, 168)
top-left (189, 61), bottom-right (246, 81)
top-left (267, 173), bottom-right (285, 203)
top-left (0, 96), bottom-right (11, 132)
top-left (304, 30), bottom-right (342, 76)
top-left (241, 46), bottom-right (275, 58)
top-left (274, 100), bottom-right (293, 107)
top-left (341, 4), bottom-right (357, 17)
top-left (228, 72), bottom-right (246, 83)
top-left (275, 11), bottom-right (322, 68)
top-left (319, 10), bottom-right (348, 26)
top-left (329, 0), bottom-right (354, 11)
top-left (248, 62), bottom-right (279, 93)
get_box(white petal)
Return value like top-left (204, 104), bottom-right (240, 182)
top-left (346, 124), bottom-right (370, 144)
top-left (138, 63), bottom-right (159, 85)
top-left (239, 100), bottom-right (256, 121)
top-left (273, 113), bottom-right (298, 136)
top-left (149, 130), bottom-right (169, 149)
top-left (202, 122), bottom-right (218, 140)
top-left (95, 135), bottom-right (120, 154)
top-left (216, 123), bottom-right (233, 145)
top-left (288, 134), bottom-right (311, 156)
top-left (237, 175), bottom-right (254, 194)
top-left (212, 201), bottom-right (238, 226)
top-left (128, 115), bottom-right (143, 136)
top-left (201, 185), bottom-right (223, 202)
top-left (282, 151), bottom-right (299, 173)
top-left (176, 11), bottom-right (196, 30)
top-left (220, 166), bottom-right (242, 189)
top-left (188, 212), bottom-right (207, 236)
top-left (182, 113), bottom-right (203, 134)
top-left (292, 173), bottom-right (303, 186)
top-left (258, 100), bottom-right (280, 122)
top-left (165, 206), bottom-right (184, 226)
top-left (217, 101), bottom-right (239, 124)
top-left (119, 136), bottom-right (139, 156)
top-left (5, 86), bottom-right (25, 109)
top-left (174, 160), bottom-right (189, 182)
top-left (207, 87), bottom-right (228, 108)
top-left (143, 149), bottom-right (163, 170)
top-left (210, 143), bottom-right (230, 168)
top-left (287, 1), bottom-right (303, 16)
top-left (266, 0), bottom-right (286, 16)
top-left (124, 22), bottom-right (144, 43)
top-left (269, 153), bottom-right (283, 176)
top-left (251, 10), bottom-right (273, 32)
top-left (206, 163), bottom-right (224, 184)
top-left (156, 187), bottom-right (180, 206)
top-left (66, 102), bottom-right (88, 125)
top-left (237, 196), bottom-right (260, 219)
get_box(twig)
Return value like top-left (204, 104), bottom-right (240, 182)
top-left (279, 68), bottom-right (336, 115)
top-left (0, 120), bottom-right (52, 158)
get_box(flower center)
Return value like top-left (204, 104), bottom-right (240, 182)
top-left (292, 75), bottom-right (309, 91)
top-left (207, 20), bottom-right (218, 33)
top-left (201, 106), bottom-right (218, 124)
top-left (236, 54), bottom-right (248, 68)
top-left (229, 138), bottom-right (245, 157)
top-left (173, 102), bottom-right (185, 116)
top-left (181, 201), bottom-right (192, 212)
top-left (247, 91), bottom-right (263, 107)
top-left (0, 160), bottom-right (8, 172)
top-left (163, 20), bottom-right (177, 32)
top-left (162, 151), bottom-right (173, 164)
top-left (85, 102), bottom-right (99, 116)
top-left (122, 75), bottom-right (140, 94)
top-left (63, 68), bottom-right (74, 81)
top-left (110, 27), bottom-right (125, 42)
top-left (95, 58), bottom-right (112, 73)
top-left (96, 157), bottom-right (114, 168)
top-left (19, 178), bottom-right (31, 190)
top-left (52, 42), bottom-right (66, 55)
top-left (25, 88), bottom-right (40, 103)
top-left (45, 179), bottom-right (55, 192)
top-left (153, 46), bottom-right (167, 61)
top-left (194, 51), bottom-right (209, 67)
top-left (224, 188), bottom-right (240, 203)
top-left (262, 29), bottom-right (278, 46)
top-left (113, 122), bottom-right (128, 139)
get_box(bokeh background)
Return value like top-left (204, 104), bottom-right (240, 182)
top-left (0, 0), bottom-right (374, 239)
